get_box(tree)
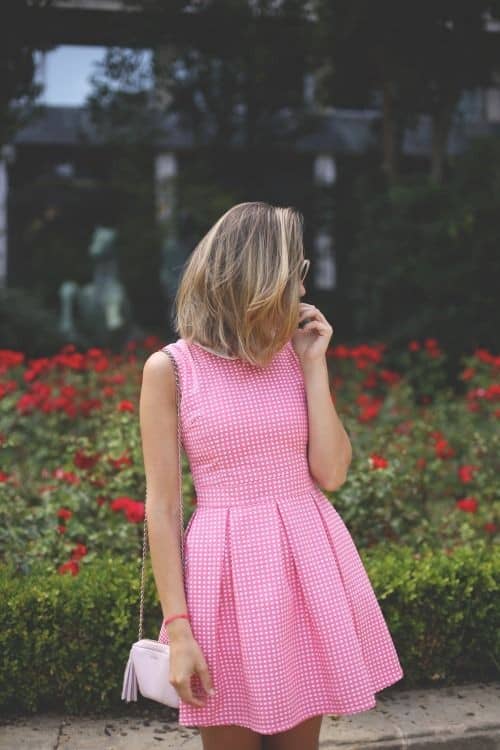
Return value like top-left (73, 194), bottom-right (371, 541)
top-left (87, 0), bottom-right (317, 150)
top-left (0, 0), bottom-right (54, 149)
top-left (313, 1), bottom-right (500, 184)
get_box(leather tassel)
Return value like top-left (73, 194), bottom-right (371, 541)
top-left (121, 653), bottom-right (138, 702)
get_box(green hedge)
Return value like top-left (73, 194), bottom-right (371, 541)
top-left (0, 541), bottom-right (498, 716)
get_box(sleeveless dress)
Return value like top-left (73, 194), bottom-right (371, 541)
top-left (157, 337), bottom-right (404, 734)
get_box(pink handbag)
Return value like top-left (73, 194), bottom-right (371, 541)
top-left (121, 346), bottom-right (185, 708)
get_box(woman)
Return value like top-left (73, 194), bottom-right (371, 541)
top-left (140, 201), bottom-right (404, 750)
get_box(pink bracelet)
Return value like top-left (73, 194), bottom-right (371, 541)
top-left (163, 613), bottom-right (190, 626)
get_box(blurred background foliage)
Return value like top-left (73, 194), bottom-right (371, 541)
top-left (1, 0), bottom-right (499, 373)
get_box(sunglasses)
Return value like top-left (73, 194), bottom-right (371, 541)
top-left (300, 258), bottom-right (310, 282)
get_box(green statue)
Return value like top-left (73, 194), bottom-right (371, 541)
top-left (59, 226), bottom-right (143, 349)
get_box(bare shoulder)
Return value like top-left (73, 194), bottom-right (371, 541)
top-left (143, 349), bottom-right (174, 372)
top-left (141, 350), bottom-right (176, 401)
top-left (140, 352), bottom-right (178, 466)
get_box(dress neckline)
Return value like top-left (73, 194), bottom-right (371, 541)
top-left (187, 340), bottom-right (239, 360)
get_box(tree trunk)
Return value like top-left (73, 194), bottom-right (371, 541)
top-left (381, 77), bottom-right (398, 183)
top-left (430, 89), bottom-right (459, 185)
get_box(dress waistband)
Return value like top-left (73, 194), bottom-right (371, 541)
top-left (193, 474), bottom-right (320, 509)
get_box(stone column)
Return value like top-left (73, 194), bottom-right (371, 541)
top-left (0, 149), bottom-right (9, 289)
top-left (152, 45), bottom-right (175, 112)
top-left (154, 152), bottom-right (182, 320)
top-left (312, 153), bottom-right (337, 291)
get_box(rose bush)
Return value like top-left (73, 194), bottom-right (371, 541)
top-left (0, 336), bottom-right (498, 576)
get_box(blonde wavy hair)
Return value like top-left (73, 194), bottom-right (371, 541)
top-left (173, 201), bottom-right (305, 368)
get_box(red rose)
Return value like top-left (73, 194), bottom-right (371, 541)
top-left (58, 560), bottom-right (79, 576)
top-left (369, 453), bottom-right (389, 470)
top-left (57, 507), bottom-right (73, 520)
top-left (456, 497), bottom-right (478, 513)
top-left (458, 465), bottom-right (479, 484)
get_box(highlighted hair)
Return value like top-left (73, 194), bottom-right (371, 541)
top-left (173, 201), bottom-right (305, 367)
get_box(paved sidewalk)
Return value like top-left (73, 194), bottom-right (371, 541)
top-left (0, 681), bottom-right (499, 749)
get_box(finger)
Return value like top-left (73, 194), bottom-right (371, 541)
top-left (298, 316), bottom-right (326, 330)
top-left (300, 305), bottom-right (326, 319)
top-left (299, 321), bottom-right (331, 336)
top-left (300, 312), bottom-right (332, 328)
top-left (171, 673), bottom-right (206, 707)
top-left (178, 682), bottom-right (206, 707)
top-left (299, 312), bottom-right (319, 323)
top-left (197, 664), bottom-right (216, 696)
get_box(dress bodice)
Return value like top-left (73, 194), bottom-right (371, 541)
top-left (162, 337), bottom-right (315, 505)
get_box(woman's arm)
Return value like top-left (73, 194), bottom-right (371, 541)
top-left (293, 303), bottom-right (352, 492)
top-left (139, 351), bottom-right (193, 644)
top-left (302, 355), bottom-right (352, 492)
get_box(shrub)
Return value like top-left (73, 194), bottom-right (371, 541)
top-left (0, 540), bottom-right (498, 715)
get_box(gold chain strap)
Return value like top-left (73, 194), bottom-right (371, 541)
top-left (138, 346), bottom-right (184, 641)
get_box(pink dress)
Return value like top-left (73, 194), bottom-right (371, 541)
top-left (157, 337), bottom-right (404, 734)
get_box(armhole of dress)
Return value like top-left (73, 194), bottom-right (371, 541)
top-left (160, 342), bottom-right (184, 399)
top-left (159, 343), bottom-right (187, 451)
top-left (287, 339), bottom-right (301, 368)
top-left (160, 339), bottom-right (199, 399)
top-left (176, 339), bottom-right (200, 394)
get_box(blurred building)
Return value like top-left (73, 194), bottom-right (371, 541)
top-left (2, 0), bottom-right (500, 296)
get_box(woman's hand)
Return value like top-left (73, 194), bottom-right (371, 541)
top-left (169, 635), bottom-right (216, 707)
top-left (291, 303), bottom-right (334, 363)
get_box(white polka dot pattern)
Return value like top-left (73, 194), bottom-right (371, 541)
top-left (157, 338), bottom-right (404, 734)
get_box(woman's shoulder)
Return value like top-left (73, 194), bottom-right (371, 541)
top-left (156, 338), bottom-right (200, 396)
top-left (140, 351), bottom-right (177, 410)
top-left (141, 339), bottom-right (186, 384)
top-left (143, 344), bottom-right (178, 378)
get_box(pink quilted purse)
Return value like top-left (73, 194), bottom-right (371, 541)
top-left (121, 346), bottom-right (185, 708)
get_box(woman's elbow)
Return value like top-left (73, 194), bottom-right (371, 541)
top-left (321, 450), bottom-right (352, 492)
top-left (321, 468), bottom-right (349, 492)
